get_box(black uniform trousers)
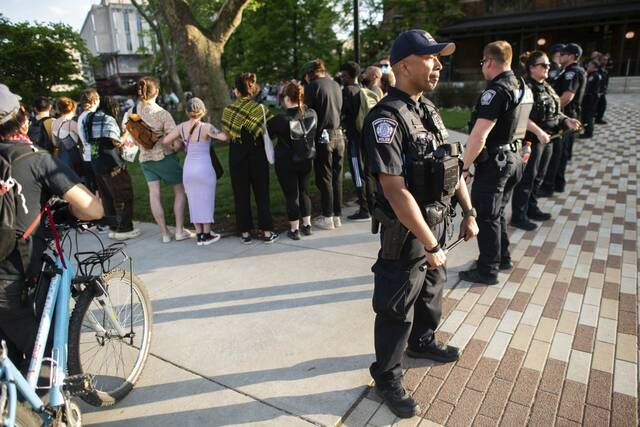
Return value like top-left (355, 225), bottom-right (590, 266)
top-left (347, 135), bottom-right (376, 214)
top-left (274, 152), bottom-right (313, 221)
top-left (314, 131), bottom-right (345, 217)
top-left (542, 129), bottom-right (573, 193)
top-left (531, 142), bottom-right (553, 210)
top-left (581, 95), bottom-right (600, 138)
top-left (370, 229), bottom-right (446, 387)
top-left (472, 151), bottom-right (523, 277)
top-left (596, 94), bottom-right (607, 122)
top-left (95, 168), bottom-right (134, 233)
top-left (229, 141), bottom-right (274, 233)
top-left (511, 141), bottom-right (552, 221)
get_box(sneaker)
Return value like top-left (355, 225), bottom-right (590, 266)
top-left (510, 219), bottom-right (538, 231)
top-left (263, 232), bottom-right (279, 244)
top-left (347, 210), bottom-right (371, 221)
top-left (528, 209), bottom-right (552, 221)
top-left (314, 216), bottom-right (335, 230)
top-left (287, 229), bottom-right (301, 240)
top-left (301, 225), bottom-right (313, 236)
top-left (406, 337), bottom-right (460, 363)
top-left (111, 228), bottom-right (141, 241)
top-left (108, 231), bottom-right (116, 239)
top-left (333, 216), bottom-right (342, 228)
top-left (240, 234), bottom-right (253, 245)
top-left (459, 268), bottom-right (499, 285)
top-left (374, 383), bottom-right (420, 419)
top-left (175, 229), bottom-right (195, 241)
top-left (198, 232), bottom-right (220, 246)
top-left (162, 234), bottom-right (172, 244)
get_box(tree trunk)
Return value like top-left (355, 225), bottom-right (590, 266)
top-left (159, 0), bottom-right (250, 126)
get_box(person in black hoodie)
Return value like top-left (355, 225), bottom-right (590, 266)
top-left (267, 81), bottom-right (317, 240)
top-left (302, 59), bottom-right (345, 230)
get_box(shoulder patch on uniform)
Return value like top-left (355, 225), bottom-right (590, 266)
top-left (564, 71), bottom-right (575, 80)
top-left (372, 118), bottom-right (398, 144)
top-left (480, 89), bottom-right (496, 106)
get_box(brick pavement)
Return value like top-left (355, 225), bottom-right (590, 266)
top-left (342, 95), bottom-right (639, 427)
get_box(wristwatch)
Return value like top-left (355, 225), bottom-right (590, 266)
top-left (462, 207), bottom-right (477, 218)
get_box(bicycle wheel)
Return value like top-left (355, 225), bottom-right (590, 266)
top-left (68, 269), bottom-right (152, 407)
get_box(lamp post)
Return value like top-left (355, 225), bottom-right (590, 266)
top-left (354, 0), bottom-right (360, 64)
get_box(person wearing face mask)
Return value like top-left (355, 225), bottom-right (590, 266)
top-left (363, 29), bottom-right (478, 418)
top-left (510, 51), bottom-right (581, 232)
top-left (459, 40), bottom-right (542, 286)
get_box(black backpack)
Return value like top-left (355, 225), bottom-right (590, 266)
top-left (0, 143), bottom-right (40, 268)
top-left (289, 110), bottom-right (317, 162)
top-left (27, 117), bottom-right (54, 153)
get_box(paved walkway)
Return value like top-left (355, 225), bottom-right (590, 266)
top-left (80, 95), bottom-right (638, 426)
top-left (345, 95), bottom-right (639, 426)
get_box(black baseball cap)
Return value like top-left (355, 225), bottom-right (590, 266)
top-left (389, 29), bottom-right (456, 65)
top-left (561, 43), bottom-right (583, 57)
top-left (549, 43), bottom-right (565, 54)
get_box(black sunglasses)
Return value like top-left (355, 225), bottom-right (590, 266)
top-left (533, 62), bottom-right (551, 69)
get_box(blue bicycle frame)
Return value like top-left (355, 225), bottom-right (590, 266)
top-left (1, 253), bottom-right (74, 427)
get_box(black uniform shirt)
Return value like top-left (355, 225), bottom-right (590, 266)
top-left (525, 75), bottom-right (566, 138)
top-left (471, 70), bottom-right (519, 147)
top-left (584, 71), bottom-right (602, 101)
top-left (554, 62), bottom-right (586, 117)
top-left (0, 143), bottom-right (80, 278)
top-left (304, 76), bottom-right (343, 138)
top-left (548, 62), bottom-right (562, 84)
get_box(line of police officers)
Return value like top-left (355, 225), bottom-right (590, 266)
top-left (362, 30), bottom-right (596, 418)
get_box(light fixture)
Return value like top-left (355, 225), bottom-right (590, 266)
top-left (625, 31), bottom-right (635, 39)
top-left (537, 38), bottom-right (546, 46)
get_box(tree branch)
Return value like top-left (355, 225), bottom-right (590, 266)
top-left (131, 0), bottom-right (160, 34)
top-left (210, 0), bottom-right (250, 45)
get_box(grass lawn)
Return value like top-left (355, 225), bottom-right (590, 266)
top-left (128, 107), bottom-right (469, 231)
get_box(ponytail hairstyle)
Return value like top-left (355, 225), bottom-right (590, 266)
top-left (520, 50), bottom-right (547, 76)
top-left (283, 80), bottom-right (305, 117)
top-left (136, 76), bottom-right (160, 101)
top-left (235, 72), bottom-right (258, 98)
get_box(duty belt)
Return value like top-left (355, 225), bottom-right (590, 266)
top-left (487, 141), bottom-right (520, 155)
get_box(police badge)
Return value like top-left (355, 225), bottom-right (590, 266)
top-left (373, 118), bottom-right (398, 144)
top-left (480, 89), bottom-right (496, 106)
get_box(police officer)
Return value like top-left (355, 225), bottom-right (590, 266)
top-left (459, 40), bottom-right (538, 285)
top-left (541, 43), bottom-right (586, 196)
top-left (595, 53), bottom-right (610, 124)
top-left (511, 51), bottom-right (581, 231)
top-left (580, 59), bottom-right (602, 139)
top-left (547, 43), bottom-right (565, 85)
top-left (363, 30), bottom-right (478, 418)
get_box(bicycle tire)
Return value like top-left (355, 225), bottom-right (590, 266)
top-left (14, 402), bottom-right (42, 427)
top-left (68, 269), bottom-right (152, 407)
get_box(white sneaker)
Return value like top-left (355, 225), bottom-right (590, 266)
top-left (175, 229), bottom-right (195, 241)
top-left (314, 216), bottom-right (335, 230)
top-left (112, 229), bottom-right (142, 241)
top-left (108, 231), bottom-right (116, 239)
top-left (333, 216), bottom-right (342, 228)
top-left (162, 234), bottom-right (172, 244)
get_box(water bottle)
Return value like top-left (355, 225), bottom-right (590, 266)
top-left (320, 129), bottom-right (330, 144)
top-left (521, 141), bottom-right (532, 163)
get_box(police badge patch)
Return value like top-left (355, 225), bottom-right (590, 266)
top-left (564, 71), bottom-right (575, 80)
top-left (480, 89), bottom-right (496, 106)
top-left (373, 118), bottom-right (398, 144)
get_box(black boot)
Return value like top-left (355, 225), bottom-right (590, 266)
top-left (510, 219), bottom-right (538, 231)
top-left (459, 268), bottom-right (499, 285)
top-left (374, 383), bottom-right (420, 418)
top-left (406, 337), bottom-right (460, 363)
top-left (528, 209), bottom-right (552, 221)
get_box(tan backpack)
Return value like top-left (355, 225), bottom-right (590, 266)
top-left (125, 105), bottom-right (157, 150)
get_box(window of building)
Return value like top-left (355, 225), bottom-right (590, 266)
top-left (136, 14), bottom-right (145, 49)
top-left (123, 10), bottom-right (133, 52)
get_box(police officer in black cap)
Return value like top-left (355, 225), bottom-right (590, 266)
top-left (363, 29), bottom-right (478, 418)
top-left (459, 40), bottom-right (537, 285)
top-left (540, 42), bottom-right (586, 196)
top-left (580, 59), bottom-right (602, 139)
top-left (548, 43), bottom-right (565, 84)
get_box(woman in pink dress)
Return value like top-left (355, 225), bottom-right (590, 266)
top-left (162, 98), bottom-right (228, 245)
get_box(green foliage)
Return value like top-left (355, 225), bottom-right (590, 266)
top-left (0, 15), bottom-right (91, 106)
top-left (222, 0), bottom-right (342, 84)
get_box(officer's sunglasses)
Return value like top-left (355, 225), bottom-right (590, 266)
top-left (480, 57), bottom-right (493, 67)
top-left (533, 62), bottom-right (551, 69)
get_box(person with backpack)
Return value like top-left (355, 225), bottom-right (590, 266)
top-left (27, 96), bottom-right (54, 153)
top-left (266, 81), bottom-right (317, 240)
top-left (51, 97), bottom-right (84, 176)
top-left (161, 97), bottom-right (228, 246)
top-left (0, 84), bottom-right (103, 367)
top-left (340, 61), bottom-right (376, 222)
top-left (77, 89), bottom-right (101, 194)
top-left (86, 95), bottom-right (141, 241)
top-left (122, 76), bottom-right (191, 244)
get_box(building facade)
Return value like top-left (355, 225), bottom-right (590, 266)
top-left (438, 0), bottom-right (640, 80)
top-left (80, 0), bottom-right (155, 95)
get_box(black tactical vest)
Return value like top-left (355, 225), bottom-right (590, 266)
top-left (526, 76), bottom-right (562, 134)
top-left (374, 96), bottom-right (461, 209)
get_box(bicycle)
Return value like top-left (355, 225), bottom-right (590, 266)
top-left (1, 205), bottom-right (152, 426)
